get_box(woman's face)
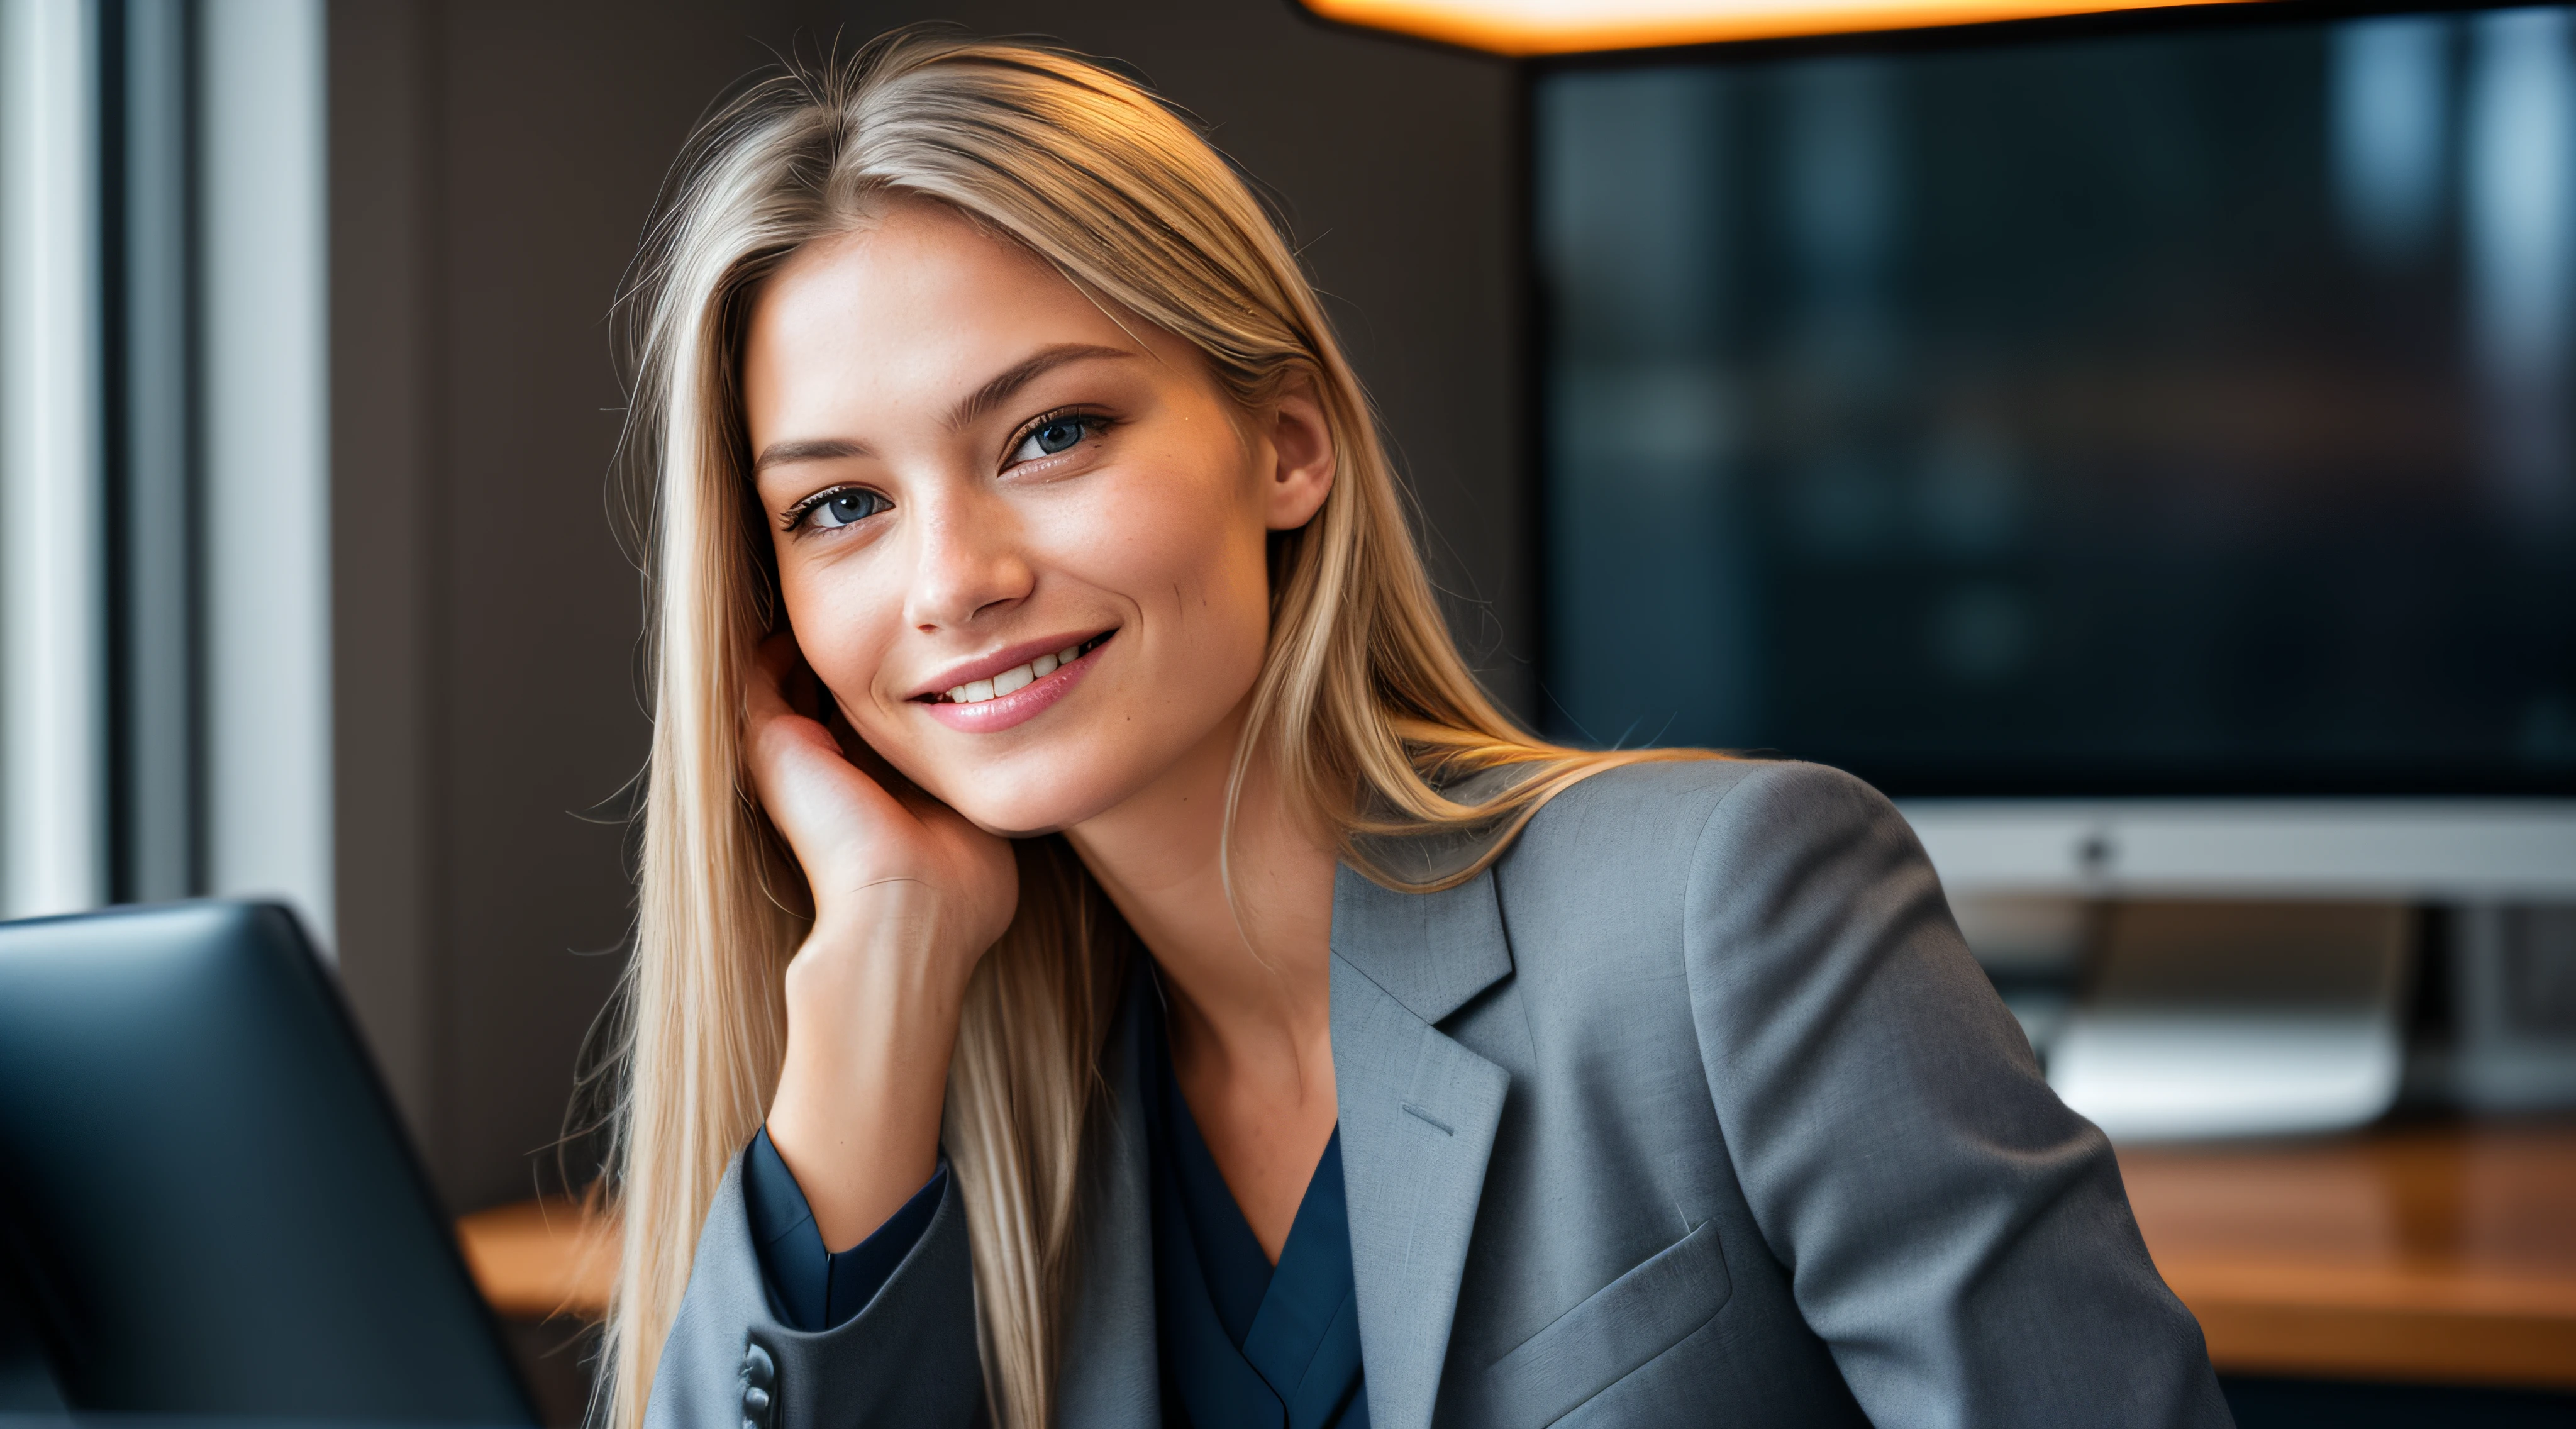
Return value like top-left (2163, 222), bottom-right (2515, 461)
top-left (741, 199), bottom-right (1334, 836)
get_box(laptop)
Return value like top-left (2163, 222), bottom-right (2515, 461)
top-left (0, 901), bottom-right (538, 1423)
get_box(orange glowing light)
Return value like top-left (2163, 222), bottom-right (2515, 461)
top-left (1300, 0), bottom-right (2262, 55)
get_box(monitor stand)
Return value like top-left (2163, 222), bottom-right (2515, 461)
top-left (2454, 904), bottom-right (2576, 1111)
top-left (2046, 901), bottom-right (2413, 1142)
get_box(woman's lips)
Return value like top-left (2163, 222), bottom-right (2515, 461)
top-left (919, 633), bottom-right (1110, 734)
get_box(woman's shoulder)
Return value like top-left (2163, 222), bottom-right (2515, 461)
top-left (1510, 755), bottom-right (1906, 874)
top-left (1492, 756), bottom-right (1928, 978)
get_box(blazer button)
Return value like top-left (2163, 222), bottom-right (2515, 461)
top-left (741, 1340), bottom-right (778, 1429)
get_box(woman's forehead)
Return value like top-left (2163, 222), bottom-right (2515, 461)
top-left (747, 212), bottom-right (1122, 409)
top-left (743, 203), bottom-right (1206, 440)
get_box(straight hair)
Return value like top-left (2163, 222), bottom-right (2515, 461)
top-left (597, 31), bottom-right (1708, 1429)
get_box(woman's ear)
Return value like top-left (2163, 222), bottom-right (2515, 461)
top-left (1262, 377), bottom-right (1337, 531)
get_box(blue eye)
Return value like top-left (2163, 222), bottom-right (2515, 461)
top-left (1011, 414), bottom-right (1097, 463)
top-left (805, 488), bottom-right (887, 530)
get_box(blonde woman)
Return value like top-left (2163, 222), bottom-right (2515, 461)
top-left (606, 31), bottom-right (2224, 1429)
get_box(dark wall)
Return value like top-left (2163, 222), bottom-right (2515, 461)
top-left (330, 0), bottom-right (1522, 1211)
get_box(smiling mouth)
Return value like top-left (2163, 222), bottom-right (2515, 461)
top-left (924, 632), bottom-right (1113, 705)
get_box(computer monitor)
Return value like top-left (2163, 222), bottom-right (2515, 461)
top-left (1530, 1), bottom-right (2576, 899)
top-left (0, 901), bottom-right (536, 1422)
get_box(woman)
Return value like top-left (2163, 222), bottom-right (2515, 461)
top-left (603, 31), bottom-right (2226, 1429)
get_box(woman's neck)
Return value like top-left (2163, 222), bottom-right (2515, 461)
top-left (1067, 702), bottom-right (1343, 1256)
top-left (1065, 703), bottom-right (1338, 1064)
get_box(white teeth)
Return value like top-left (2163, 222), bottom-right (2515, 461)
top-left (941, 640), bottom-right (1097, 704)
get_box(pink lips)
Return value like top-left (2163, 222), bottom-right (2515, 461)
top-left (919, 636), bottom-right (1109, 734)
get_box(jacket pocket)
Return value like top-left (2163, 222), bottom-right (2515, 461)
top-left (1473, 1218), bottom-right (1736, 1429)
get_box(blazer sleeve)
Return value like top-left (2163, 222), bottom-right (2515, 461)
top-left (645, 1146), bottom-right (987, 1429)
top-left (1680, 760), bottom-right (2231, 1429)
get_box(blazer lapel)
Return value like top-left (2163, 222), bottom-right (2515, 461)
top-left (1058, 964), bottom-right (1161, 1426)
top-left (1330, 864), bottom-right (1514, 1429)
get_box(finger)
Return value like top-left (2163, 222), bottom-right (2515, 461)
top-left (745, 642), bottom-right (861, 806)
top-left (824, 696), bottom-right (909, 791)
top-left (817, 696), bottom-right (955, 827)
top-left (751, 636), bottom-right (953, 843)
top-left (763, 631), bottom-right (838, 723)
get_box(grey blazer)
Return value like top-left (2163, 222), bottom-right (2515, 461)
top-left (648, 759), bottom-right (2231, 1428)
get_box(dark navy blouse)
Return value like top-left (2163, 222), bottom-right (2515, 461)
top-left (1142, 1009), bottom-right (1368, 1429)
top-left (742, 1128), bottom-right (945, 1332)
top-left (744, 1008), bottom-right (1367, 1428)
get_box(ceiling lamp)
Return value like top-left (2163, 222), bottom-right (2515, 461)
top-left (1299, 0), bottom-right (2255, 55)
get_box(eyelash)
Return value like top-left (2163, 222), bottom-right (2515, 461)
top-left (780, 486), bottom-right (888, 533)
top-left (1008, 407), bottom-right (1113, 465)
top-left (777, 408), bottom-right (1114, 534)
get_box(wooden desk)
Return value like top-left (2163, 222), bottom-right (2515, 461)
top-left (457, 1122), bottom-right (2576, 1388)
top-left (457, 1197), bottom-right (614, 1322)
top-left (2119, 1121), bottom-right (2576, 1389)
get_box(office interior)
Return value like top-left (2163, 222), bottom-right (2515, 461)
top-left (0, 0), bottom-right (2570, 1424)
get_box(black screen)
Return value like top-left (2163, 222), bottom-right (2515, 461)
top-left (1536, 5), bottom-right (2576, 794)
top-left (0, 902), bottom-right (535, 1421)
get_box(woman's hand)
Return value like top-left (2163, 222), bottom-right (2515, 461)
top-left (746, 632), bottom-right (1016, 1250)
top-left (743, 632), bottom-right (1017, 969)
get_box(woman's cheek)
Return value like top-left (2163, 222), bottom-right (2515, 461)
top-left (783, 572), bottom-right (892, 724)
top-left (1102, 462), bottom-right (1258, 603)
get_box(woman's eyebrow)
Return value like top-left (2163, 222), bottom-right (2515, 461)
top-left (752, 437), bottom-right (871, 475)
top-left (751, 344), bottom-right (1135, 475)
top-left (947, 343), bottom-right (1135, 430)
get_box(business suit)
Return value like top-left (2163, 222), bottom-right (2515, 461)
top-left (648, 759), bottom-right (2231, 1428)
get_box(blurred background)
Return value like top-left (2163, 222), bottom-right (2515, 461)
top-left (3, 0), bottom-right (1526, 1413)
top-left (2, 0), bottom-right (1531, 1211)
top-left (1, 0), bottom-right (2571, 1423)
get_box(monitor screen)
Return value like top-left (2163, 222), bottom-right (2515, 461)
top-left (1535, 4), bottom-right (2576, 796)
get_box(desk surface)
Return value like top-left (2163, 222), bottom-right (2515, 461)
top-left (455, 1198), bottom-right (614, 1324)
top-left (458, 1120), bottom-right (2576, 1389)
top-left (2118, 1121), bottom-right (2576, 1389)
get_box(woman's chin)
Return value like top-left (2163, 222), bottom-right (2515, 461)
top-left (921, 770), bottom-right (1130, 842)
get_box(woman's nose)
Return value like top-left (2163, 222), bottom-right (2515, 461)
top-left (902, 494), bottom-right (1033, 632)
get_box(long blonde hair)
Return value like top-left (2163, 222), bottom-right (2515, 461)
top-left (598, 31), bottom-right (1703, 1429)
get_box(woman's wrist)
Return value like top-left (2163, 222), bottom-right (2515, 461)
top-left (767, 907), bottom-right (976, 1250)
